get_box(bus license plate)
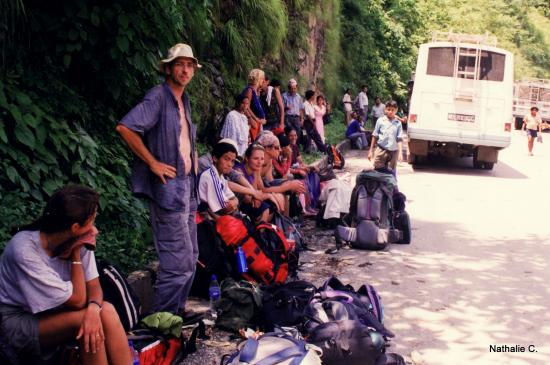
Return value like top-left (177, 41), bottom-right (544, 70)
top-left (448, 113), bottom-right (475, 123)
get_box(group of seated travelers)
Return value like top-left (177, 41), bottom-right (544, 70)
top-left (198, 69), bottom-right (338, 223)
top-left (0, 70), bottom-right (340, 365)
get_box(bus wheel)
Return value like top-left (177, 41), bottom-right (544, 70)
top-left (482, 162), bottom-right (494, 170)
top-left (473, 150), bottom-right (483, 169)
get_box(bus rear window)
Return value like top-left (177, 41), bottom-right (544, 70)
top-left (479, 51), bottom-right (505, 81)
top-left (426, 47), bottom-right (506, 81)
top-left (427, 47), bottom-right (455, 77)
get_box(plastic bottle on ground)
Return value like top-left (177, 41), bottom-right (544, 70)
top-left (208, 274), bottom-right (221, 319)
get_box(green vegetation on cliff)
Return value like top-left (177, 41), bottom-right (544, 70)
top-left (1, 0), bottom-right (549, 270)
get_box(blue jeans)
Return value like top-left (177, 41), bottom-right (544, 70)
top-left (149, 176), bottom-right (198, 314)
top-left (348, 132), bottom-right (369, 149)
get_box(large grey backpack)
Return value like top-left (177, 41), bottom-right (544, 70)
top-left (336, 170), bottom-right (400, 250)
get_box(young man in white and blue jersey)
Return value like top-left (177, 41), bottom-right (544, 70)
top-left (198, 141), bottom-right (239, 216)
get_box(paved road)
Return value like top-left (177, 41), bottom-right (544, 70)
top-left (341, 130), bottom-right (550, 364)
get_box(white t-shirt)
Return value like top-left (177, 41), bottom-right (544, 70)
top-left (358, 91), bottom-right (369, 109)
top-left (371, 103), bottom-right (386, 119)
top-left (220, 110), bottom-right (249, 157)
top-left (524, 114), bottom-right (541, 130)
top-left (0, 231), bottom-right (98, 313)
top-left (303, 100), bottom-right (315, 120)
top-left (342, 93), bottom-right (352, 112)
top-left (198, 166), bottom-right (236, 213)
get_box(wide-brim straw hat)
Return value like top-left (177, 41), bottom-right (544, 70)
top-left (159, 43), bottom-right (202, 72)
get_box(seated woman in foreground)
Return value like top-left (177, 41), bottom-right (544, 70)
top-left (0, 185), bottom-right (131, 365)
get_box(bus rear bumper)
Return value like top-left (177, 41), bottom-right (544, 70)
top-left (407, 128), bottom-right (511, 149)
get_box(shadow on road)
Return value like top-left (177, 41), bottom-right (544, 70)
top-left (410, 155), bottom-right (528, 179)
top-left (364, 218), bottom-right (549, 365)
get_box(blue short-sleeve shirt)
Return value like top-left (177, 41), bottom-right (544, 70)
top-left (373, 116), bottom-right (403, 151)
top-left (120, 83), bottom-right (197, 211)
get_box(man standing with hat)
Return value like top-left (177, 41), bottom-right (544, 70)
top-left (522, 106), bottom-right (542, 156)
top-left (116, 43), bottom-right (202, 320)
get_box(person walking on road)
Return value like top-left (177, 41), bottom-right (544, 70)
top-left (522, 106), bottom-right (542, 156)
top-left (116, 43), bottom-right (202, 321)
top-left (368, 100), bottom-right (404, 170)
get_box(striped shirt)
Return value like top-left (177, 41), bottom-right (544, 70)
top-left (198, 166), bottom-right (236, 213)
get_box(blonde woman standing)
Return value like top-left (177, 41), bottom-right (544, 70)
top-left (241, 69), bottom-right (267, 141)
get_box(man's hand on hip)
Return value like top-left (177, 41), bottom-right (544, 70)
top-left (149, 161), bottom-right (177, 184)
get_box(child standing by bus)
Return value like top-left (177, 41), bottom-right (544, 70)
top-left (368, 100), bottom-right (404, 170)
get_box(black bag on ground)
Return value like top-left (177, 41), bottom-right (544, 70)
top-left (307, 319), bottom-right (386, 365)
top-left (392, 191), bottom-right (411, 244)
top-left (215, 278), bottom-right (263, 332)
top-left (261, 280), bottom-right (317, 331)
top-left (191, 219), bottom-right (235, 298)
top-left (393, 211), bottom-right (411, 244)
top-left (97, 261), bottom-right (141, 331)
top-left (303, 277), bottom-right (393, 365)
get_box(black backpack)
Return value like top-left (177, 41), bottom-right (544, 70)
top-left (191, 219), bottom-right (235, 298)
top-left (261, 280), bottom-right (317, 331)
top-left (97, 262), bottom-right (141, 331)
top-left (303, 277), bottom-right (394, 365)
top-left (392, 191), bottom-right (411, 244)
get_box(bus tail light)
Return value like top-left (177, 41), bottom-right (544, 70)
top-left (409, 114), bottom-right (417, 123)
top-left (504, 122), bottom-right (511, 132)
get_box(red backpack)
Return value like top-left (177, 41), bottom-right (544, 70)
top-left (327, 144), bottom-right (345, 169)
top-left (216, 216), bottom-right (289, 285)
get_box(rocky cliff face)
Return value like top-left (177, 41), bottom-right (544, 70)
top-left (299, 12), bottom-right (327, 91)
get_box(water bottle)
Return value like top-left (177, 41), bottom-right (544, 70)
top-left (236, 246), bottom-right (248, 273)
top-left (208, 275), bottom-right (221, 318)
top-left (128, 340), bottom-right (140, 365)
top-left (287, 230), bottom-right (297, 251)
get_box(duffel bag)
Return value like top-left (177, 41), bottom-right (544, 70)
top-left (222, 332), bottom-right (322, 365)
top-left (216, 278), bottom-right (262, 332)
top-left (307, 319), bottom-right (386, 365)
top-left (261, 280), bottom-right (317, 331)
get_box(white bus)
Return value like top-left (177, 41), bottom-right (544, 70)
top-left (407, 32), bottom-right (514, 170)
top-left (513, 78), bottom-right (550, 129)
